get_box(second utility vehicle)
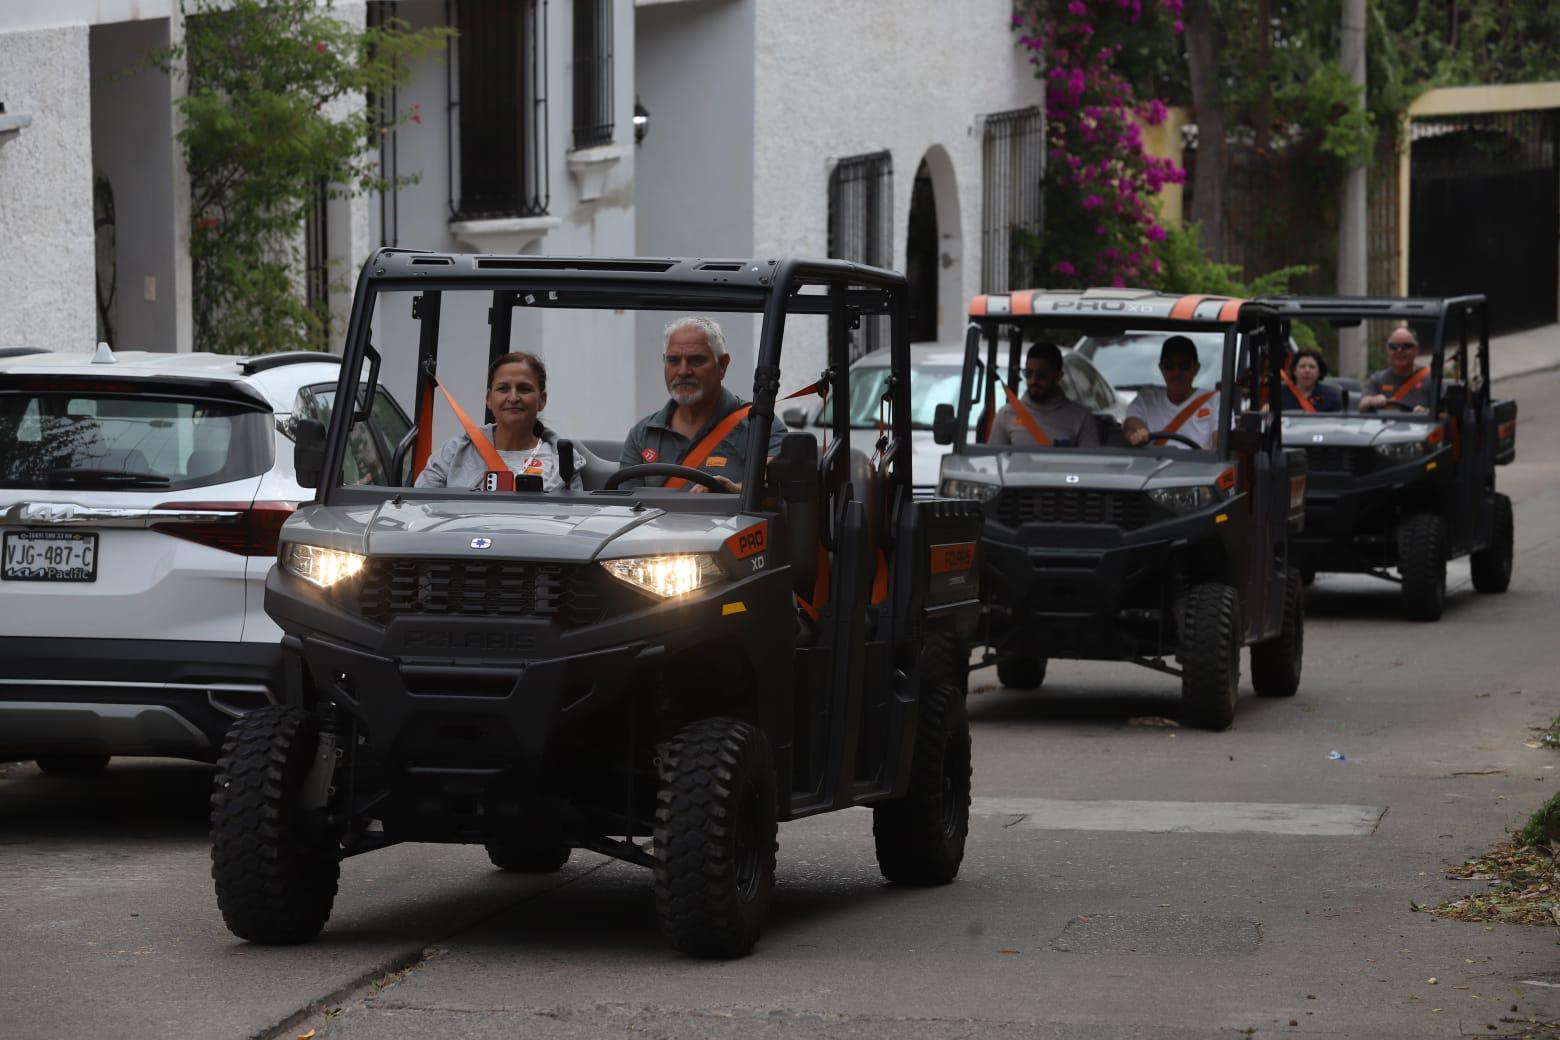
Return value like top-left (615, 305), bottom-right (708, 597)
top-left (936, 289), bottom-right (1306, 729)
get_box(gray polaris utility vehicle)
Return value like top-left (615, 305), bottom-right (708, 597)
top-left (1261, 295), bottom-right (1516, 621)
top-left (209, 253), bottom-right (983, 958)
top-left (934, 289), bottom-right (1306, 730)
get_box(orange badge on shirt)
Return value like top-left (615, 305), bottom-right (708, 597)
top-left (1196, 409), bottom-right (1211, 419)
top-left (706, 455), bottom-right (727, 467)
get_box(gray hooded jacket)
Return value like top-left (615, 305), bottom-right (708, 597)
top-left (414, 423), bottom-right (586, 491)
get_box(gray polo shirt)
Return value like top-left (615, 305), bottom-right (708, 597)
top-left (1364, 366), bottom-right (1432, 410)
top-left (619, 387), bottom-right (789, 489)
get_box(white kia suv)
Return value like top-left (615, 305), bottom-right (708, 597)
top-left (0, 346), bottom-right (411, 774)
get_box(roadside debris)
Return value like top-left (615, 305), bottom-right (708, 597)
top-left (1327, 750), bottom-right (1346, 761)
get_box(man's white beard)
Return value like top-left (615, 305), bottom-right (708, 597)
top-left (671, 383), bottom-right (704, 406)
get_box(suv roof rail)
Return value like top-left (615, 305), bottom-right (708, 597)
top-left (0, 346), bottom-right (48, 359)
top-left (239, 351), bottom-right (342, 375)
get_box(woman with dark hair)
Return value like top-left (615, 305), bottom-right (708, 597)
top-left (1280, 348), bottom-right (1343, 413)
top-left (415, 351), bottom-right (585, 490)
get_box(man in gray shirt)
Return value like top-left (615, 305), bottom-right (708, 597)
top-left (620, 316), bottom-right (788, 490)
top-left (989, 341), bottom-right (1100, 448)
top-left (1360, 326), bottom-right (1432, 413)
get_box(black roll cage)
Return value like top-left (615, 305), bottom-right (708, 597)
top-left (952, 304), bottom-right (1286, 460)
top-left (1256, 294), bottom-right (1490, 415)
top-left (318, 251), bottom-right (913, 514)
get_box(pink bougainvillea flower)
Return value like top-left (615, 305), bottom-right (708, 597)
top-left (316, 41), bottom-right (327, 53)
top-left (1054, 261), bottom-right (1077, 276)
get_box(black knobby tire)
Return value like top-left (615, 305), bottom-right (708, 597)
top-left (921, 630), bottom-right (968, 693)
top-left (210, 705), bottom-right (340, 945)
top-left (1179, 582), bottom-right (1242, 731)
top-left (1397, 512), bottom-right (1447, 621)
top-left (872, 682), bottom-right (971, 885)
top-left (35, 754), bottom-right (110, 777)
top-left (653, 718), bottom-right (777, 958)
top-left (996, 653), bottom-right (1047, 690)
top-left (485, 840), bottom-right (571, 873)
top-left (1250, 567), bottom-right (1304, 698)
top-left (1469, 492), bottom-right (1513, 594)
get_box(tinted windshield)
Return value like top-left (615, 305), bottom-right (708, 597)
top-left (0, 391), bottom-right (272, 490)
top-left (821, 364), bottom-right (964, 430)
top-left (1075, 331), bottom-right (1224, 391)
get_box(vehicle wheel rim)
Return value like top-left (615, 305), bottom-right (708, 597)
top-left (734, 784), bottom-right (763, 902)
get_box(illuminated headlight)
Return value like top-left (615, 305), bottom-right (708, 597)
top-left (1374, 440), bottom-right (1428, 461)
top-left (282, 543), bottom-right (365, 588)
top-left (1147, 485), bottom-right (1218, 515)
top-left (939, 478), bottom-right (1001, 503)
top-left (601, 553), bottom-right (723, 599)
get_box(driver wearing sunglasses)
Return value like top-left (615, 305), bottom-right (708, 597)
top-left (1123, 335), bottom-right (1220, 450)
top-left (1358, 326), bottom-right (1430, 413)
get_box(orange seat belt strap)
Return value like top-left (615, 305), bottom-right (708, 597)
top-left (1153, 390), bottom-right (1218, 445)
top-left (434, 378), bottom-right (508, 473)
top-left (796, 542), bottom-right (831, 623)
top-left (870, 547), bottom-right (889, 605)
top-left (665, 382), bottom-right (827, 490)
top-left (998, 381), bottom-right (1052, 446)
top-left (1279, 369), bottom-right (1316, 413)
top-left (1391, 367), bottom-right (1431, 401)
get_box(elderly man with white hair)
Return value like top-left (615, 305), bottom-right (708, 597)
top-left (618, 316), bottom-right (789, 491)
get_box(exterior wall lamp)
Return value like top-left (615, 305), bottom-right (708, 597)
top-left (0, 102), bottom-right (34, 148)
top-left (633, 98), bottom-right (649, 145)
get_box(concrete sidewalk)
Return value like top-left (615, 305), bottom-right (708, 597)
top-left (1492, 322), bottom-right (1558, 382)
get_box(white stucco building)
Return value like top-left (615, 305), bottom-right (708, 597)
top-left (0, 0), bottom-right (1042, 439)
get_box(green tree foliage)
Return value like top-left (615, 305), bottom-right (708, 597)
top-left (160, 1), bottom-right (449, 355)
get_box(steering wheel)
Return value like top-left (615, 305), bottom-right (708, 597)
top-left (1376, 400), bottom-right (1418, 412)
top-left (1145, 430), bottom-right (1202, 449)
top-left (604, 463), bottom-right (729, 492)
top-left (390, 426), bottom-right (418, 485)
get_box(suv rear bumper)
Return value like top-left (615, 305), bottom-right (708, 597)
top-left (0, 637), bottom-right (282, 761)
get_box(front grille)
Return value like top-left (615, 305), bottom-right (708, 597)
top-left (995, 489), bottom-right (1150, 530)
top-left (351, 559), bottom-right (604, 627)
top-left (1304, 446), bottom-right (1372, 475)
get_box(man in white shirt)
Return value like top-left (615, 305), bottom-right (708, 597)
top-left (1124, 335), bottom-right (1221, 450)
top-left (988, 341), bottom-right (1100, 448)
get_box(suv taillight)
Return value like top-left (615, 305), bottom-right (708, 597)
top-left (149, 501), bottom-right (296, 556)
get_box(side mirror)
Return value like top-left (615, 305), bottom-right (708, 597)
top-left (293, 418), bottom-right (326, 488)
top-left (932, 403), bottom-right (957, 446)
top-left (780, 406), bottom-right (809, 428)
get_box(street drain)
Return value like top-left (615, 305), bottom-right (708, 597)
top-left (1049, 912), bottom-right (1262, 956)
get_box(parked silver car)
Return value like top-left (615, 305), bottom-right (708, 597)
top-left (782, 342), bottom-right (1122, 492)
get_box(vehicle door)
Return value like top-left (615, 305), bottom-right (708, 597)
top-left (1235, 324), bottom-right (1286, 641)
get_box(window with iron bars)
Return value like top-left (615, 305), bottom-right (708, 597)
top-left (367, 0), bottom-right (401, 247)
top-left (449, 0), bottom-right (549, 220)
top-left (981, 106), bottom-right (1044, 292)
top-left (572, 0), bottom-right (613, 149)
top-left (827, 151), bottom-right (893, 360)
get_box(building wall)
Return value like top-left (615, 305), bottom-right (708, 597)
top-left (369, 0), bottom-right (641, 445)
top-left (89, 18), bottom-right (178, 352)
top-left (633, 0), bottom-right (757, 418)
top-left (752, 0), bottom-right (1040, 376)
top-left (0, 24), bottom-right (97, 351)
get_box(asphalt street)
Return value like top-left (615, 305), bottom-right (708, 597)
top-left (3, 367), bottom-right (1559, 1040)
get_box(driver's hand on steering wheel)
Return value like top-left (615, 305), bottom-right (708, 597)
top-left (690, 474), bottom-right (740, 494)
top-left (1125, 425), bottom-right (1149, 447)
top-left (1360, 393), bottom-right (1387, 411)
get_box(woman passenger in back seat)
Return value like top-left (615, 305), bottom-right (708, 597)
top-left (415, 351), bottom-right (586, 491)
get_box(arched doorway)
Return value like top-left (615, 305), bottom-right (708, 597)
top-left (905, 146), bottom-right (963, 343)
top-left (906, 159), bottom-right (939, 342)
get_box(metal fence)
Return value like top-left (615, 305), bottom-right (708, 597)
top-left (448, 0), bottom-right (550, 220)
top-left (981, 106), bottom-right (1045, 292)
top-left (827, 151), bottom-right (893, 359)
top-left (572, 0), bottom-right (613, 149)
